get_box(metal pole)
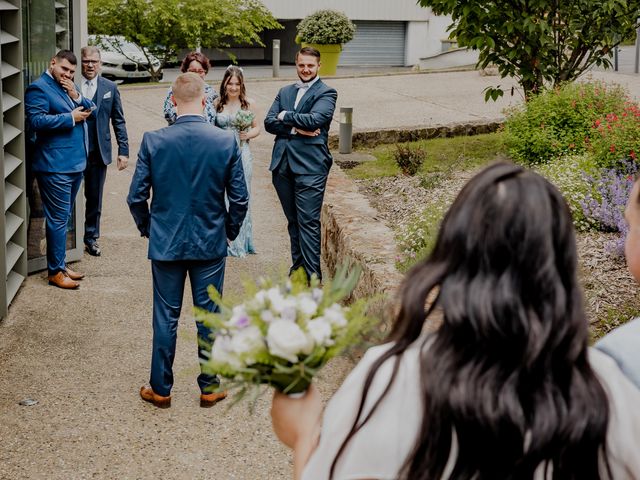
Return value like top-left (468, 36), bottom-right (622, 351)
top-left (339, 107), bottom-right (353, 154)
top-left (614, 46), bottom-right (619, 71)
top-left (272, 39), bottom-right (280, 78)
top-left (635, 24), bottom-right (640, 74)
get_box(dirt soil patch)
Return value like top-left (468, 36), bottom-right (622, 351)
top-left (354, 171), bottom-right (640, 337)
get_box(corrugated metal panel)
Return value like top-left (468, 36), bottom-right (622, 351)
top-left (262, 0), bottom-right (430, 21)
top-left (340, 21), bottom-right (405, 66)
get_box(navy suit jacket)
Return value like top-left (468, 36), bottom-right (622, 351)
top-left (127, 115), bottom-right (248, 261)
top-left (264, 79), bottom-right (337, 175)
top-left (25, 72), bottom-right (95, 173)
top-left (90, 76), bottom-right (129, 164)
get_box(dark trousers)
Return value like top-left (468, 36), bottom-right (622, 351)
top-left (150, 258), bottom-right (226, 397)
top-left (35, 171), bottom-right (83, 275)
top-left (83, 151), bottom-right (107, 245)
top-left (272, 156), bottom-right (327, 280)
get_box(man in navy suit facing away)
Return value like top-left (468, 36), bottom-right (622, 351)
top-left (80, 45), bottom-right (129, 257)
top-left (127, 73), bottom-right (248, 409)
top-left (264, 47), bottom-right (337, 282)
top-left (25, 49), bottom-right (95, 289)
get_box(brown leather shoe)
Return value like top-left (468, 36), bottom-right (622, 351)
top-left (65, 266), bottom-right (85, 280)
top-left (48, 272), bottom-right (79, 289)
top-left (200, 390), bottom-right (228, 408)
top-left (140, 385), bottom-right (171, 409)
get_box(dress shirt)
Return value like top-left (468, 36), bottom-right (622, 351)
top-left (277, 76), bottom-right (321, 133)
top-left (81, 76), bottom-right (97, 100)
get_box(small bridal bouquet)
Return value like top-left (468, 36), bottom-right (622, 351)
top-left (231, 109), bottom-right (255, 146)
top-left (196, 266), bottom-right (376, 398)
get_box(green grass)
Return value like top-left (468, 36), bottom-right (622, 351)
top-left (347, 132), bottom-right (508, 180)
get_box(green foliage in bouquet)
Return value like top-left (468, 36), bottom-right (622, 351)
top-left (296, 9), bottom-right (356, 45)
top-left (195, 265), bottom-right (377, 404)
top-left (231, 110), bottom-right (255, 132)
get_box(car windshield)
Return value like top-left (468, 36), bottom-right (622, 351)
top-left (99, 37), bottom-right (144, 55)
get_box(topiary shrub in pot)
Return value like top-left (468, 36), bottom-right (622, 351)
top-left (296, 9), bottom-right (356, 76)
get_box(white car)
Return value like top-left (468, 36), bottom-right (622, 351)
top-left (88, 35), bottom-right (163, 83)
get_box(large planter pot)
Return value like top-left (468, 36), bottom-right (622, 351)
top-left (302, 43), bottom-right (342, 76)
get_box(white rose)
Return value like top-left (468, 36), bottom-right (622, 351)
top-left (211, 335), bottom-right (243, 369)
top-left (306, 317), bottom-right (334, 347)
top-left (267, 320), bottom-right (314, 363)
top-left (261, 310), bottom-right (275, 323)
top-left (297, 293), bottom-right (318, 317)
top-left (231, 326), bottom-right (266, 364)
top-left (324, 303), bottom-right (347, 327)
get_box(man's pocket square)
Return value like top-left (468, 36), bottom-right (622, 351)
top-left (103, 91), bottom-right (112, 99)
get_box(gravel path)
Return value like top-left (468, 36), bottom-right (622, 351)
top-left (0, 85), bottom-right (352, 479)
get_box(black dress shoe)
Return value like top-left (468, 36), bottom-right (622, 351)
top-left (85, 242), bottom-right (101, 256)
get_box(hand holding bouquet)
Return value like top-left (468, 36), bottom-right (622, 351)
top-left (231, 109), bottom-right (255, 146)
top-left (196, 266), bottom-right (376, 399)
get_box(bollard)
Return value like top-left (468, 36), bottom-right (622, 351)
top-left (614, 46), bottom-right (619, 71)
top-left (635, 24), bottom-right (640, 74)
top-left (272, 39), bottom-right (280, 78)
top-left (339, 107), bottom-right (353, 154)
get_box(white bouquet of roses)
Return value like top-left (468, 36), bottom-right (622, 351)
top-left (196, 266), bottom-right (376, 397)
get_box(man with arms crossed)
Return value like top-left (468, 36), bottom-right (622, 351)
top-left (264, 47), bottom-right (337, 282)
top-left (25, 50), bottom-right (95, 289)
top-left (128, 73), bottom-right (248, 409)
top-left (80, 46), bottom-right (129, 257)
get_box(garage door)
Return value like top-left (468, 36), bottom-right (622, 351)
top-left (339, 21), bottom-right (406, 66)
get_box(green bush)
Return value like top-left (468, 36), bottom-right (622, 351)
top-left (534, 154), bottom-right (599, 232)
top-left (504, 81), bottom-right (629, 165)
top-left (394, 144), bottom-right (426, 176)
top-left (296, 10), bottom-right (356, 45)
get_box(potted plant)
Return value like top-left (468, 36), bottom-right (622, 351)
top-left (296, 9), bottom-right (356, 76)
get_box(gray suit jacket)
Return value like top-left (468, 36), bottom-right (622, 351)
top-left (90, 76), bottom-right (129, 164)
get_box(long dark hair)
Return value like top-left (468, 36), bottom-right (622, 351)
top-left (216, 65), bottom-right (249, 112)
top-left (331, 162), bottom-right (612, 479)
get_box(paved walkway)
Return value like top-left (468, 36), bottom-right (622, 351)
top-left (1, 68), bottom-right (640, 479)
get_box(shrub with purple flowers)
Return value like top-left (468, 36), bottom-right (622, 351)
top-left (580, 160), bottom-right (639, 256)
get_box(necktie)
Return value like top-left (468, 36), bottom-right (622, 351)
top-left (295, 81), bottom-right (311, 90)
top-left (83, 80), bottom-right (94, 99)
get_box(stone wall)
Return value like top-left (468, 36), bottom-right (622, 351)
top-left (329, 120), bottom-right (502, 150)
top-left (322, 120), bottom-right (502, 317)
top-left (321, 166), bottom-right (403, 312)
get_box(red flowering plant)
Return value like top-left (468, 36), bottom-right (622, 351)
top-left (589, 100), bottom-right (640, 168)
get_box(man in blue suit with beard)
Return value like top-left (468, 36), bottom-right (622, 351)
top-left (128, 72), bottom-right (248, 409)
top-left (25, 49), bottom-right (95, 289)
top-left (265, 47), bottom-right (337, 282)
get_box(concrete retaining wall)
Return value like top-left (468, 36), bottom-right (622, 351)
top-left (322, 120), bottom-right (502, 311)
top-left (329, 120), bottom-right (502, 150)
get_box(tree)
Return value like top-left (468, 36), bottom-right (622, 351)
top-left (418, 0), bottom-right (640, 99)
top-left (88, 0), bottom-right (281, 80)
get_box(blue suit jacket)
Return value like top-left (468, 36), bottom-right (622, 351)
top-left (264, 79), bottom-right (337, 175)
top-left (127, 115), bottom-right (248, 261)
top-left (90, 76), bottom-right (129, 164)
top-left (25, 72), bottom-right (95, 173)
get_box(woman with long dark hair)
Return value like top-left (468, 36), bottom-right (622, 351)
top-left (271, 162), bottom-right (640, 479)
top-left (214, 65), bottom-right (260, 257)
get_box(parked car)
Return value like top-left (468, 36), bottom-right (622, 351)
top-left (88, 35), bottom-right (163, 83)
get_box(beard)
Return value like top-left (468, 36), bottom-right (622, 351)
top-left (298, 73), bottom-right (317, 83)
